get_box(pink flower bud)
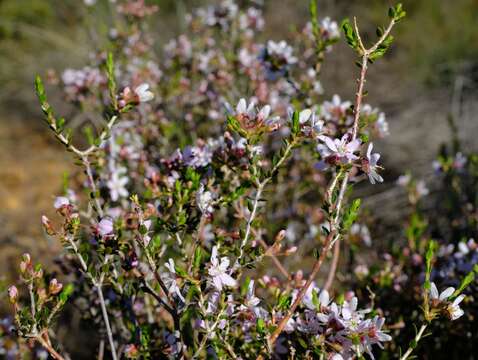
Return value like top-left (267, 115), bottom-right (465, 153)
top-left (49, 279), bottom-right (63, 295)
top-left (42, 215), bottom-right (55, 235)
top-left (8, 286), bottom-right (18, 303)
top-left (20, 253), bottom-right (32, 274)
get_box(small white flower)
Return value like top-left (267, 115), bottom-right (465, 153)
top-left (107, 169), bottom-right (129, 201)
top-left (331, 354), bottom-right (344, 360)
top-left (447, 295), bottom-right (465, 320)
top-left (183, 145), bottom-right (213, 168)
top-left (321, 95), bottom-right (351, 122)
top-left (430, 282), bottom-right (455, 301)
top-left (458, 241), bottom-right (470, 256)
top-left (208, 246), bottom-right (237, 291)
top-left (235, 98), bottom-right (255, 118)
top-left (134, 83), bottom-right (154, 103)
top-left (430, 282), bottom-right (466, 321)
top-left (197, 185), bottom-right (214, 214)
top-left (244, 280), bottom-right (260, 308)
top-left (54, 196), bottom-right (70, 209)
top-left (298, 109), bottom-right (312, 124)
top-left (266, 40), bottom-right (297, 64)
top-left (318, 134), bottom-right (361, 162)
top-left (98, 218), bottom-right (114, 236)
top-left (416, 180), bottom-right (429, 197)
top-left (318, 289), bottom-right (330, 308)
top-left (164, 259), bottom-right (185, 303)
top-left (396, 174), bottom-right (411, 187)
top-left (364, 143), bottom-right (383, 184)
top-left (375, 112), bottom-right (389, 137)
top-left (320, 17), bottom-right (340, 40)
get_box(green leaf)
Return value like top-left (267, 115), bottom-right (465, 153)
top-left (341, 18), bottom-right (360, 52)
top-left (148, 234), bottom-right (161, 251)
top-left (424, 240), bottom-right (436, 290)
top-left (342, 199), bottom-right (361, 232)
top-left (277, 293), bottom-right (292, 310)
top-left (291, 110), bottom-right (300, 136)
top-left (309, 0), bottom-right (320, 40)
top-left (389, 3), bottom-right (406, 22)
top-left (193, 247), bottom-right (203, 270)
top-left (83, 126), bottom-right (95, 146)
top-left (34, 75), bottom-right (46, 104)
top-left (257, 318), bottom-right (265, 334)
top-left (105, 52), bottom-right (117, 110)
top-left (59, 283), bottom-right (74, 303)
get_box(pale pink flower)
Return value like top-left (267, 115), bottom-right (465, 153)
top-left (8, 285), bottom-right (18, 303)
top-left (208, 246), bottom-right (237, 291)
top-left (54, 196), bottom-right (70, 209)
top-left (98, 218), bottom-right (114, 236)
top-left (364, 143), bottom-right (383, 184)
top-left (318, 134), bottom-right (361, 163)
top-left (134, 83), bottom-right (154, 103)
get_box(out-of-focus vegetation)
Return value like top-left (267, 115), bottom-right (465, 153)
top-left (1, 0), bottom-right (478, 112)
top-left (364, 0), bottom-right (478, 86)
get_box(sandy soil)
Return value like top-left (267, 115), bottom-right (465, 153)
top-left (0, 118), bottom-right (70, 278)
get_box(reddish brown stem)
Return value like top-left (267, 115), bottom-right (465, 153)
top-left (257, 238), bottom-right (291, 281)
top-left (268, 231), bottom-right (336, 346)
top-left (36, 332), bottom-right (65, 360)
top-left (324, 238), bottom-right (341, 292)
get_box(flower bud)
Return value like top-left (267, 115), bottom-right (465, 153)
top-left (42, 215), bottom-right (56, 235)
top-left (49, 278), bottom-right (63, 295)
top-left (124, 344), bottom-right (139, 358)
top-left (275, 229), bottom-right (286, 242)
top-left (20, 253), bottom-right (32, 274)
top-left (8, 286), bottom-right (18, 304)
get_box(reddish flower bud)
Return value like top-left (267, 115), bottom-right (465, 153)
top-left (49, 278), bottom-right (63, 295)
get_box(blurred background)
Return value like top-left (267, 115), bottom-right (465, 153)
top-left (1, 0), bottom-right (478, 278)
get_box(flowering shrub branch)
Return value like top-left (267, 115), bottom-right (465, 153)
top-left (267, 6), bottom-right (404, 348)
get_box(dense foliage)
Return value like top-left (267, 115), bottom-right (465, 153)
top-left (2, 1), bottom-right (477, 359)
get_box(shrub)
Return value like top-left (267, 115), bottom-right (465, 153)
top-left (3, 1), bottom-right (476, 359)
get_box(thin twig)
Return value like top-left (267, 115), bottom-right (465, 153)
top-left (96, 284), bottom-right (118, 360)
top-left (257, 238), bottom-right (291, 280)
top-left (324, 238), bottom-right (340, 291)
top-left (82, 156), bottom-right (104, 218)
top-left (236, 139), bottom-right (297, 268)
top-left (399, 324), bottom-right (427, 360)
top-left (236, 185), bottom-right (263, 267)
top-left (36, 332), bottom-right (65, 360)
top-left (268, 230), bottom-right (337, 347)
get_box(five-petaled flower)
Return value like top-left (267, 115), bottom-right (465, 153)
top-left (208, 246), bottom-right (237, 291)
top-left (429, 282), bottom-right (466, 320)
top-left (363, 143), bottom-right (383, 184)
top-left (318, 134), bottom-right (361, 164)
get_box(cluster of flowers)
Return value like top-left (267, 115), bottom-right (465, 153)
top-left (4, 1), bottom-right (474, 359)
